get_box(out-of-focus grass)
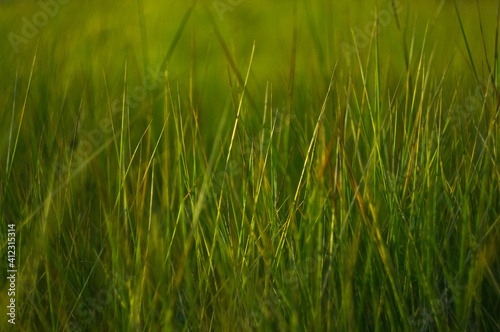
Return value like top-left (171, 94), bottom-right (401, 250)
top-left (1, 0), bottom-right (499, 331)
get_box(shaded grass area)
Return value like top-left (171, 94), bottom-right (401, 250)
top-left (1, 0), bottom-right (499, 330)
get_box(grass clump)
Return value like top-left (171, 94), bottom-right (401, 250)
top-left (0, 0), bottom-right (499, 331)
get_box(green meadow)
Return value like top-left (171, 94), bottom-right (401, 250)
top-left (1, 0), bottom-right (499, 330)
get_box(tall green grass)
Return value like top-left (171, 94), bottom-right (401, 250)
top-left (1, 0), bottom-right (499, 330)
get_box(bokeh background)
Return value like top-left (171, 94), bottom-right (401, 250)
top-left (1, 0), bottom-right (499, 331)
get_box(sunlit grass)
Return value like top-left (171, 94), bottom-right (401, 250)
top-left (1, 0), bottom-right (499, 331)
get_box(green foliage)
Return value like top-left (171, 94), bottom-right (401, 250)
top-left (1, 0), bottom-right (499, 331)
